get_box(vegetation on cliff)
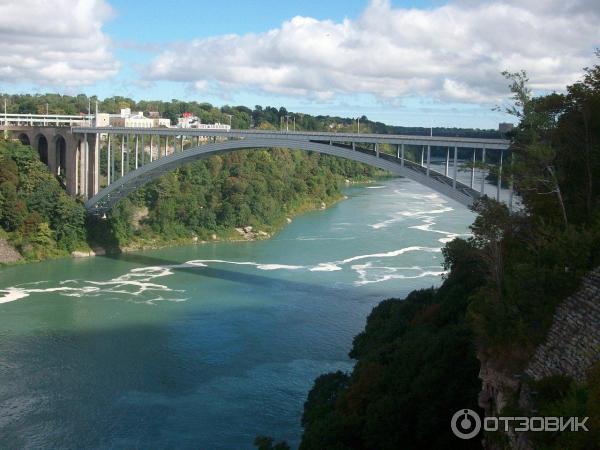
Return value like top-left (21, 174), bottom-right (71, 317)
top-left (0, 138), bottom-right (87, 261)
top-left (87, 148), bottom-right (377, 250)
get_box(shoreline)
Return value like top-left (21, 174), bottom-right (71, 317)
top-left (1, 178), bottom-right (388, 267)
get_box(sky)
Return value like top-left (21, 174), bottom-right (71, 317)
top-left (0, 0), bottom-right (599, 129)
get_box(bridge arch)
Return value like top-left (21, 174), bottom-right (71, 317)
top-left (54, 135), bottom-right (67, 177)
top-left (85, 137), bottom-right (479, 215)
top-left (17, 133), bottom-right (31, 146)
top-left (34, 133), bottom-right (49, 166)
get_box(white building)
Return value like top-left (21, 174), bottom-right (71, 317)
top-left (94, 108), bottom-right (170, 128)
top-left (177, 113), bottom-right (230, 130)
top-left (153, 117), bottom-right (171, 127)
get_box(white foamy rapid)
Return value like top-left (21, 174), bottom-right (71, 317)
top-left (368, 190), bottom-right (471, 244)
top-left (177, 245), bottom-right (444, 286)
top-left (0, 265), bottom-right (186, 305)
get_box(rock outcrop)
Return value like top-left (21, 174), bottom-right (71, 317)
top-left (525, 267), bottom-right (600, 382)
top-left (478, 267), bottom-right (600, 449)
top-left (0, 239), bottom-right (22, 264)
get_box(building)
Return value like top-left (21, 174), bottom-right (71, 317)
top-left (92, 108), bottom-right (170, 128)
top-left (110, 108), bottom-right (154, 128)
top-left (177, 112), bottom-right (199, 128)
top-left (177, 112), bottom-right (230, 130)
top-left (499, 122), bottom-right (514, 134)
top-left (152, 117), bottom-right (171, 127)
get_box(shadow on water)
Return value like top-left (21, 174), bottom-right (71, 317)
top-left (102, 251), bottom-right (346, 297)
top-left (0, 322), bottom-right (206, 449)
top-left (0, 253), bottom-right (363, 449)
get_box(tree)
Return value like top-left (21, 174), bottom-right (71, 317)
top-left (501, 71), bottom-right (568, 226)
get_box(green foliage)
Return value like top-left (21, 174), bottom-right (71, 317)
top-left (100, 148), bottom-right (376, 248)
top-left (298, 239), bottom-right (485, 450)
top-left (253, 436), bottom-right (291, 450)
top-left (0, 138), bottom-right (87, 260)
top-left (527, 368), bottom-right (600, 450)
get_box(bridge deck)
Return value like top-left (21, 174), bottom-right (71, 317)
top-left (73, 127), bottom-right (510, 150)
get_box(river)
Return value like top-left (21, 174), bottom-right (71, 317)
top-left (0, 177), bottom-right (474, 449)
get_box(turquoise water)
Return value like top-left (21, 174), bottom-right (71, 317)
top-left (0, 178), bottom-right (474, 449)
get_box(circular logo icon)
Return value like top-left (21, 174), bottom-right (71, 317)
top-left (451, 409), bottom-right (481, 439)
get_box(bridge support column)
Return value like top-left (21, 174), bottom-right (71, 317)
top-left (352, 142), bottom-right (356, 151)
top-left (401, 144), bottom-right (404, 167)
top-left (421, 146), bottom-right (424, 166)
top-left (471, 149), bottom-right (476, 188)
top-left (65, 137), bottom-right (79, 197)
top-left (480, 147), bottom-right (486, 195)
top-left (150, 135), bottom-right (154, 162)
top-left (445, 148), bottom-right (449, 176)
top-left (452, 146), bottom-right (458, 189)
top-left (91, 133), bottom-right (99, 196)
top-left (426, 145), bottom-right (431, 176)
top-left (126, 134), bottom-right (131, 174)
top-left (78, 136), bottom-right (88, 198)
top-left (120, 135), bottom-right (125, 177)
top-left (107, 134), bottom-right (112, 185)
top-left (496, 150), bottom-right (503, 202)
top-left (375, 143), bottom-right (379, 157)
top-left (135, 135), bottom-right (139, 169)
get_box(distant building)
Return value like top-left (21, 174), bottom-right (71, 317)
top-left (499, 122), bottom-right (514, 134)
top-left (95, 113), bottom-right (110, 127)
top-left (177, 112), bottom-right (230, 130)
top-left (177, 112), bottom-right (199, 128)
top-left (152, 117), bottom-right (171, 127)
top-left (94, 108), bottom-right (170, 128)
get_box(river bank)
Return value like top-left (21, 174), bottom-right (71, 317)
top-left (0, 177), bottom-right (383, 267)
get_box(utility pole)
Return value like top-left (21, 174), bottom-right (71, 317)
top-left (225, 114), bottom-right (232, 127)
top-left (285, 115), bottom-right (290, 132)
top-left (357, 117), bottom-right (360, 134)
top-left (293, 116), bottom-right (296, 131)
top-left (3, 97), bottom-right (6, 137)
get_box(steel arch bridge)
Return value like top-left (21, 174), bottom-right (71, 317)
top-left (1, 118), bottom-right (511, 214)
top-left (82, 135), bottom-right (506, 216)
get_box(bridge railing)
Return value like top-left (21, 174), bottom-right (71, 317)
top-left (2, 113), bottom-right (93, 127)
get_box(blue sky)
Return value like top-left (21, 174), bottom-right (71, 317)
top-left (1, 0), bottom-right (599, 129)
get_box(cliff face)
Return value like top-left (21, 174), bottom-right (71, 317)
top-left (0, 238), bottom-right (22, 264)
top-left (478, 267), bottom-right (600, 449)
top-left (525, 267), bottom-right (600, 383)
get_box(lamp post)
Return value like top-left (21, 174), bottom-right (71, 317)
top-left (357, 117), bottom-right (360, 134)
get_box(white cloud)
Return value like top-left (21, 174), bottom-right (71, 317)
top-left (145, 0), bottom-right (600, 104)
top-left (0, 0), bottom-right (119, 87)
